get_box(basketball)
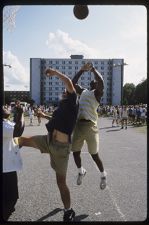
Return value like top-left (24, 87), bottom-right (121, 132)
top-left (73, 5), bottom-right (89, 20)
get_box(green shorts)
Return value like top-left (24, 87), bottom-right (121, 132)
top-left (71, 120), bottom-right (99, 154)
top-left (31, 135), bottom-right (71, 175)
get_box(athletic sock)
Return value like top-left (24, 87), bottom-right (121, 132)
top-left (78, 167), bottom-right (85, 174)
top-left (64, 208), bottom-right (71, 212)
top-left (101, 171), bottom-right (107, 178)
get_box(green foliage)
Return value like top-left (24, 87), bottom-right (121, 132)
top-left (123, 83), bottom-right (136, 104)
top-left (134, 79), bottom-right (147, 104)
top-left (123, 79), bottom-right (147, 104)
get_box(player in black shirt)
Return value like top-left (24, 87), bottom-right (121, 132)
top-left (14, 68), bottom-right (78, 222)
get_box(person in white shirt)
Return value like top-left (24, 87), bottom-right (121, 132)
top-left (3, 108), bottom-right (23, 220)
top-left (112, 106), bottom-right (119, 127)
top-left (140, 106), bottom-right (146, 125)
top-left (28, 107), bottom-right (35, 126)
top-left (71, 62), bottom-right (107, 189)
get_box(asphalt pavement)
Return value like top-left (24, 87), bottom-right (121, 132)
top-left (8, 116), bottom-right (147, 222)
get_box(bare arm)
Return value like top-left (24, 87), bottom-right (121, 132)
top-left (91, 67), bottom-right (104, 102)
top-left (45, 68), bottom-right (75, 93)
top-left (37, 111), bottom-right (52, 120)
top-left (72, 62), bottom-right (92, 95)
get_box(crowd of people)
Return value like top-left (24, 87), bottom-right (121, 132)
top-left (2, 62), bottom-right (147, 222)
top-left (4, 102), bottom-right (147, 129)
top-left (98, 104), bottom-right (147, 128)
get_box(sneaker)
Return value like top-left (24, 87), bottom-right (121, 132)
top-left (77, 169), bottom-right (86, 185)
top-left (100, 175), bottom-right (107, 190)
top-left (63, 208), bottom-right (75, 222)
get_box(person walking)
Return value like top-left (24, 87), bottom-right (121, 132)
top-left (112, 106), bottom-right (119, 127)
top-left (36, 106), bottom-right (42, 126)
top-left (14, 68), bottom-right (78, 222)
top-left (2, 108), bottom-right (23, 220)
top-left (121, 105), bottom-right (128, 129)
top-left (71, 62), bottom-right (107, 189)
top-left (28, 107), bottom-right (35, 126)
top-left (12, 100), bottom-right (25, 137)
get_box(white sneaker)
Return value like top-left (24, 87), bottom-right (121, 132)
top-left (100, 172), bottom-right (107, 190)
top-left (77, 169), bottom-right (86, 185)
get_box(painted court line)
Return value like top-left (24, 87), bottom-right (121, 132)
top-left (106, 186), bottom-right (127, 221)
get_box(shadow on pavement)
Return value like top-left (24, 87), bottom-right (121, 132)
top-left (106, 128), bottom-right (121, 132)
top-left (99, 126), bottom-right (114, 130)
top-left (36, 208), bottom-right (62, 221)
top-left (74, 214), bottom-right (89, 221)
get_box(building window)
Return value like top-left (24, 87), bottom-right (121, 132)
top-left (69, 61), bottom-right (72, 64)
top-left (62, 61), bottom-right (65, 64)
top-left (75, 61), bottom-right (78, 64)
top-left (108, 61), bottom-right (112, 65)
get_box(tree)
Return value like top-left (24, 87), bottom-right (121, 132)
top-left (134, 79), bottom-right (147, 104)
top-left (123, 83), bottom-right (136, 105)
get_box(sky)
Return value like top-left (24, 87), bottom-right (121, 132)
top-left (2, 5), bottom-right (147, 91)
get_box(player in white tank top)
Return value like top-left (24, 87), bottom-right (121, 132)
top-left (71, 62), bottom-right (107, 190)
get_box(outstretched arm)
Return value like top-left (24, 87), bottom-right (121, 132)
top-left (37, 111), bottom-right (52, 120)
top-left (91, 66), bottom-right (104, 102)
top-left (72, 62), bottom-right (92, 95)
top-left (45, 68), bottom-right (75, 93)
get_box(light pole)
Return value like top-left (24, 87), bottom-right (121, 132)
top-left (3, 64), bottom-right (12, 68)
top-left (113, 62), bottom-right (128, 105)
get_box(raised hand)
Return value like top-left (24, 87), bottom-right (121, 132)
top-left (45, 68), bottom-right (57, 77)
top-left (81, 62), bottom-right (93, 71)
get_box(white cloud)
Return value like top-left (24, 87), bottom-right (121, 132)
top-left (3, 51), bottom-right (29, 90)
top-left (46, 29), bottom-right (98, 58)
top-left (45, 29), bottom-right (147, 85)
